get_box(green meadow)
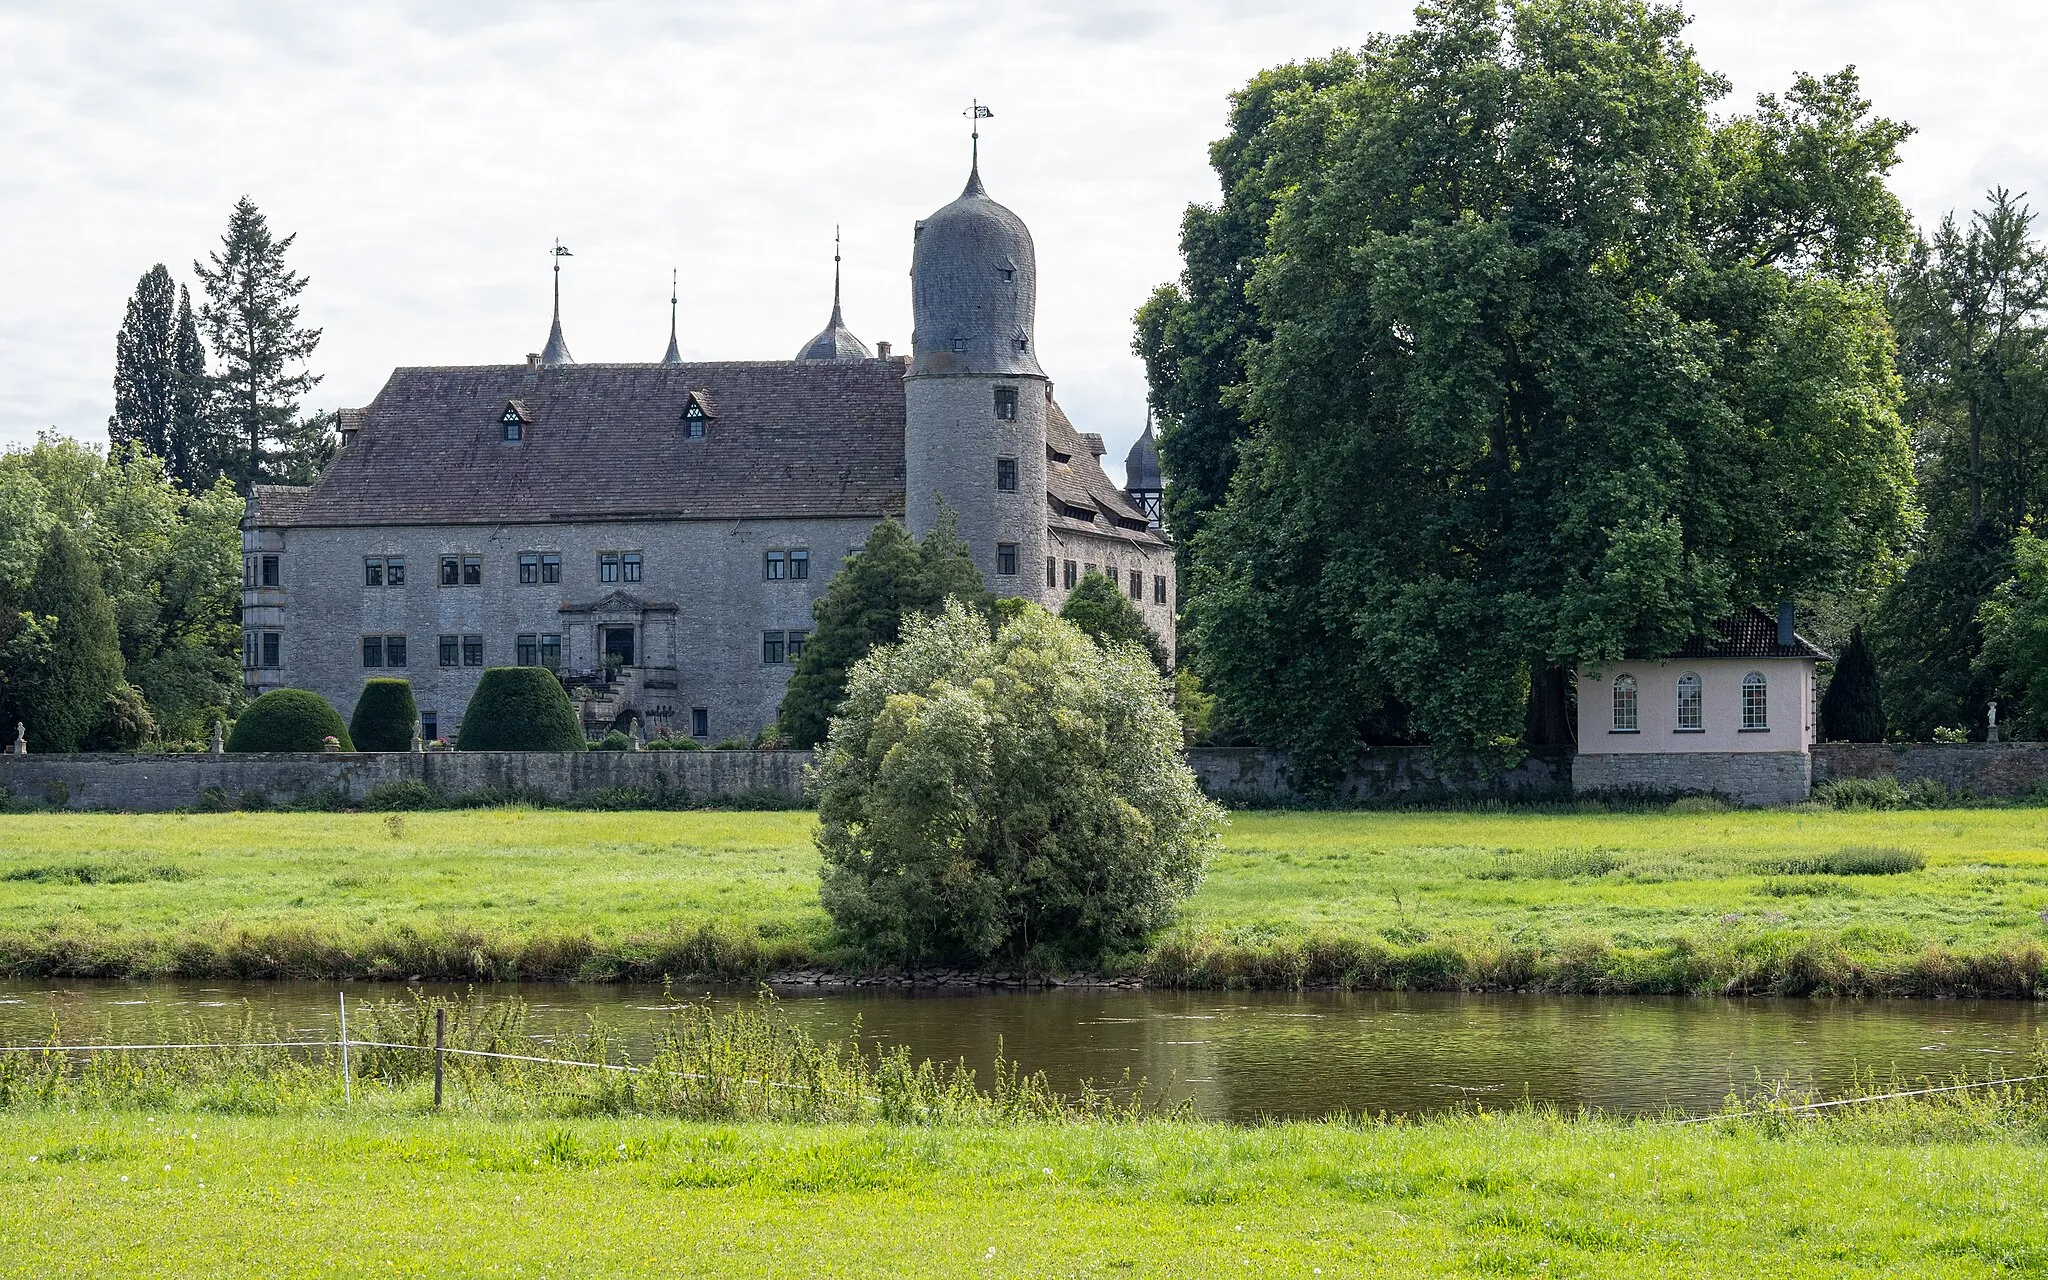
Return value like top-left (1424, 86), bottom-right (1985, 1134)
top-left (0, 807), bottom-right (2044, 992)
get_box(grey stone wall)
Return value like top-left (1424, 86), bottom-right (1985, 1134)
top-left (1572, 751), bottom-right (1811, 806)
top-left (0, 750), bottom-right (814, 813)
top-left (242, 515), bottom-right (880, 744)
top-left (1812, 741), bottom-right (2048, 797)
top-left (1189, 747), bottom-right (1574, 806)
top-left (905, 371), bottom-right (1051, 605)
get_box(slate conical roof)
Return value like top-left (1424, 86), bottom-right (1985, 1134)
top-left (910, 162), bottom-right (1042, 378)
top-left (1124, 414), bottom-right (1163, 492)
top-left (542, 254), bottom-right (574, 365)
top-left (662, 269), bottom-right (683, 364)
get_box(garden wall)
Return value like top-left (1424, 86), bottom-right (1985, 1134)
top-left (0, 749), bottom-right (814, 812)
top-left (1811, 741), bottom-right (2048, 798)
top-left (1186, 746), bottom-right (1575, 806)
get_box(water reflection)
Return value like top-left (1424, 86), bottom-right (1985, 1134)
top-left (0, 980), bottom-right (2036, 1121)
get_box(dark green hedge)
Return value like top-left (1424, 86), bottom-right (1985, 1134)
top-left (348, 679), bottom-right (418, 752)
top-left (226, 689), bottom-right (352, 753)
top-left (455, 668), bottom-right (585, 751)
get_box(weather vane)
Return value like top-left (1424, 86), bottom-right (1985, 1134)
top-left (965, 99), bottom-right (993, 168)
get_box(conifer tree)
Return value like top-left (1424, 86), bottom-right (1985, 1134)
top-left (6, 526), bottom-right (124, 752)
top-left (778, 511), bottom-right (989, 747)
top-left (109, 266), bottom-right (180, 461)
top-left (194, 196), bottom-right (321, 492)
top-left (1820, 625), bottom-right (1887, 741)
top-left (169, 284), bottom-right (212, 489)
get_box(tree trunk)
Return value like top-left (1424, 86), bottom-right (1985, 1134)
top-left (1524, 664), bottom-right (1576, 747)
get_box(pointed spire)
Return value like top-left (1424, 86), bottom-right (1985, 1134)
top-left (963, 99), bottom-right (992, 196)
top-left (829, 226), bottom-right (845, 325)
top-left (541, 239), bottom-right (574, 365)
top-left (662, 268), bottom-right (682, 364)
top-left (795, 226), bottom-right (871, 362)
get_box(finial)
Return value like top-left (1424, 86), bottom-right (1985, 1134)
top-left (663, 267), bottom-right (682, 364)
top-left (542, 239), bottom-right (575, 365)
top-left (831, 225), bottom-right (843, 323)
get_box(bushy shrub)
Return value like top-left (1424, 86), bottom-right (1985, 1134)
top-left (348, 678), bottom-right (418, 752)
top-left (226, 689), bottom-right (352, 752)
top-left (712, 738), bottom-right (749, 750)
top-left (1059, 568), bottom-right (1169, 670)
top-left (1812, 776), bottom-right (1966, 810)
top-left (81, 681), bottom-right (156, 751)
top-left (454, 668), bottom-right (585, 751)
top-left (592, 730), bottom-right (632, 752)
top-left (360, 780), bottom-right (440, 811)
top-left (815, 601), bottom-right (1223, 968)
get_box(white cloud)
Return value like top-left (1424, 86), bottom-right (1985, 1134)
top-left (4, 0), bottom-right (2046, 484)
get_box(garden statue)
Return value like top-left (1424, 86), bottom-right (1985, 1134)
top-left (410, 723), bottom-right (424, 753)
top-left (629, 721), bottom-right (645, 752)
top-left (209, 722), bottom-right (225, 755)
top-left (1988, 700), bottom-right (2001, 744)
top-left (9, 723), bottom-right (23, 755)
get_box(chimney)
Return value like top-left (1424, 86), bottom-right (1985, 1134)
top-left (1776, 600), bottom-right (1795, 649)
top-left (876, 341), bottom-right (892, 359)
top-left (525, 352), bottom-right (541, 376)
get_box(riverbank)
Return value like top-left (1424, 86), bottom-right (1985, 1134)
top-left (1, 809), bottom-right (2044, 995)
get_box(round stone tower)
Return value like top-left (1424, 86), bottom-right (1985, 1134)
top-left (905, 164), bottom-right (1048, 601)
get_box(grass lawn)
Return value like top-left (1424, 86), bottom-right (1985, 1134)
top-left (3, 1106), bottom-right (2045, 1277)
top-left (0, 808), bottom-right (2045, 991)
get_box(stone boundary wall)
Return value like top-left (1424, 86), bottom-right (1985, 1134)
top-left (1187, 746), bottom-right (1574, 806)
top-left (1572, 751), bottom-right (1811, 807)
top-left (1811, 741), bottom-right (2048, 798)
top-left (0, 750), bottom-right (815, 812)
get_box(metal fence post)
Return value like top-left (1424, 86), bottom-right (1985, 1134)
top-left (338, 991), bottom-right (352, 1106)
top-left (433, 1008), bottom-right (445, 1108)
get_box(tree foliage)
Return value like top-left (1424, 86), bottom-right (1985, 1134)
top-left (778, 512), bottom-right (989, 747)
top-left (110, 266), bottom-right (214, 490)
top-left (3, 526), bottom-right (126, 752)
top-left (815, 602), bottom-right (1221, 968)
top-left (227, 688), bottom-right (351, 752)
top-left (1818, 625), bottom-right (1886, 742)
top-left (1058, 568), bottom-right (1168, 670)
top-left (1149, 0), bottom-right (1916, 779)
top-left (194, 196), bottom-right (323, 493)
top-left (455, 668), bottom-right (585, 751)
top-left (1973, 533), bottom-right (2048, 737)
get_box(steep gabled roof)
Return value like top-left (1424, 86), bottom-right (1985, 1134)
top-left (1045, 400), bottom-right (1165, 545)
top-left (253, 360), bottom-right (908, 527)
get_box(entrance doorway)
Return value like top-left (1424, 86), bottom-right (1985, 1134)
top-left (602, 625), bottom-right (636, 668)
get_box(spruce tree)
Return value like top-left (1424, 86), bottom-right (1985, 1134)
top-left (194, 196), bottom-right (321, 492)
top-left (778, 511), bottom-right (990, 747)
top-left (109, 266), bottom-right (180, 460)
top-left (169, 284), bottom-right (213, 489)
top-left (11, 527), bottom-right (124, 752)
top-left (1059, 569), bottom-right (1169, 671)
top-left (1820, 624), bottom-right (1887, 742)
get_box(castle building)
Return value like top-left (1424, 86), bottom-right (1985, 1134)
top-left (240, 162), bottom-right (1172, 743)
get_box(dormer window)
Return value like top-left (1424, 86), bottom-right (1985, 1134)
top-left (1013, 333), bottom-right (1029, 353)
top-left (951, 337), bottom-right (968, 353)
top-left (683, 404), bottom-right (706, 439)
top-left (500, 401), bottom-right (528, 441)
top-left (997, 266), bottom-right (1015, 283)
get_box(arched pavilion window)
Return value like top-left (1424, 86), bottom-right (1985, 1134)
top-left (1675, 672), bottom-right (1703, 731)
top-left (1742, 672), bottom-right (1769, 730)
top-left (1611, 674), bottom-right (1639, 732)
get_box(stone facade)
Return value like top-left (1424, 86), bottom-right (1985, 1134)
top-left (1572, 750), bottom-right (1811, 806)
top-left (1191, 746), bottom-right (1573, 806)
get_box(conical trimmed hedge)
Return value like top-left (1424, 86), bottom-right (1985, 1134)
top-left (455, 668), bottom-right (585, 751)
top-left (227, 689), bottom-right (352, 752)
top-left (1820, 625), bottom-right (1886, 742)
top-left (348, 678), bottom-right (418, 752)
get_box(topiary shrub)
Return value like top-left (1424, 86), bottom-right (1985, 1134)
top-left (226, 689), bottom-right (352, 753)
top-left (454, 668), bottom-right (585, 751)
top-left (815, 600), bottom-right (1223, 969)
top-left (348, 678), bottom-right (418, 752)
top-left (592, 730), bottom-right (631, 752)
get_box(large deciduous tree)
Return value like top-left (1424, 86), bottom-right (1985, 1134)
top-left (195, 196), bottom-right (322, 493)
top-left (1152, 0), bottom-right (1916, 781)
top-left (3, 526), bottom-right (124, 752)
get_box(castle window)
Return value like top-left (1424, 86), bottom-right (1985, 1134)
top-left (996, 543), bottom-right (1017, 576)
top-left (541, 554), bottom-right (561, 584)
top-left (261, 554), bottom-right (279, 587)
top-left (600, 553), bottom-right (620, 583)
top-left (363, 636), bottom-right (384, 668)
top-left (1611, 675), bottom-right (1639, 733)
top-left (387, 557), bottom-right (405, 587)
top-left (1014, 335), bottom-right (1029, 353)
top-left (462, 555), bottom-right (482, 586)
top-left (1676, 673), bottom-right (1704, 731)
top-left (243, 631), bottom-right (256, 669)
top-left (1106, 561), bottom-right (1118, 584)
top-left (623, 553), bottom-right (642, 583)
top-left (385, 635), bottom-right (407, 667)
top-left (261, 632), bottom-right (280, 668)
top-left (952, 337), bottom-right (967, 353)
top-left (440, 556), bottom-right (459, 587)
top-left (244, 557), bottom-right (256, 588)
top-left (500, 403), bottom-right (525, 441)
top-left (765, 550), bottom-right (786, 581)
top-left (364, 559), bottom-right (384, 588)
top-left (540, 634), bottom-right (561, 669)
top-left (691, 708), bottom-right (709, 738)
top-left (419, 713), bottom-right (438, 742)
top-left (462, 635), bottom-right (484, 667)
top-left (519, 553), bottom-right (540, 585)
top-left (1046, 557), bottom-right (1057, 588)
top-left (439, 634), bottom-right (458, 667)
top-left (789, 549), bottom-right (809, 580)
top-left (997, 266), bottom-right (1014, 282)
top-left (994, 387), bottom-right (1018, 421)
top-left (683, 403), bottom-right (706, 439)
top-left (762, 631), bottom-right (786, 664)
top-left (517, 633), bottom-right (538, 666)
top-left (787, 629), bottom-right (809, 661)
top-left (996, 456), bottom-right (1017, 490)
top-left (1153, 574), bottom-right (1167, 604)
top-left (1129, 569), bottom-right (1142, 600)
top-left (1063, 560), bottom-right (1077, 589)
top-left (1742, 672), bottom-right (1769, 730)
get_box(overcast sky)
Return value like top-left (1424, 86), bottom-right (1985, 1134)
top-left (4, 1), bottom-right (2046, 485)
